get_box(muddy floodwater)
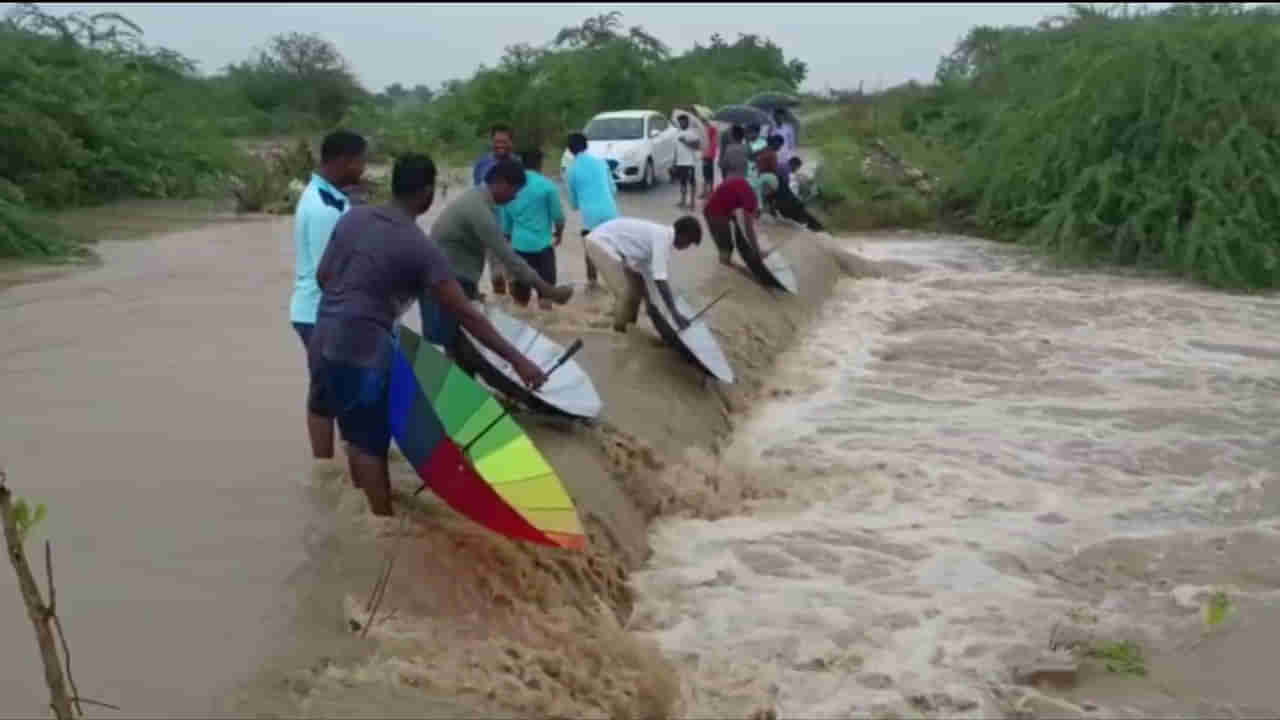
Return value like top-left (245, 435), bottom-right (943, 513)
top-left (631, 236), bottom-right (1280, 718)
top-left (3, 178), bottom-right (1279, 718)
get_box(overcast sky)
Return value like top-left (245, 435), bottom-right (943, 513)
top-left (9, 3), bottom-right (1170, 92)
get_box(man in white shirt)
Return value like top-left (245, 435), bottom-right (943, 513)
top-left (674, 115), bottom-right (702, 210)
top-left (584, 216), bottom-right (702, 333)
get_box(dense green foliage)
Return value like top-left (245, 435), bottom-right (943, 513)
top-left (902, 3), bottom-right (1280, 289)
top-left (344, 12), bottom-right (808, 164)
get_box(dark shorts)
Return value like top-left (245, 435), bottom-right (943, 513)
top-left (293, 321), bottom-right (314, 351)
top-left (511, 247), bottom-right (556, 304)
top-left (702, 158), bottom-right (715, 184)
top-left (295, 321), bottom-right (336, 417)
top-left (674, 165), bottom-right (696, 184)
top-left (307, 353), bottom-right (391, 458)
top-left (419, 276), bottom-right (478, 352)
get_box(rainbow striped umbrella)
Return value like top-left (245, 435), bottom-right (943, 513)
top-left (387, 324), bottom-right (586, 550)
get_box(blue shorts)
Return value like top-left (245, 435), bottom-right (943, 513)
top-left (308, 354), bottom-right (391, 458)
top-left (419, 276), bottom-right (478, 351)
top-left (295, 322), bottom-right (336, 417)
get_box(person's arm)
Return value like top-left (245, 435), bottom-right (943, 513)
top-left (548, 185), bottom-right (566, 246)
top-left (566, 166), bottom-right (580, 211)
top-left (311, 214), bottom-right (338, 291)
top-left (433, 279), bottom-right (548, 388)
top-left (472, 207), bottom-right (572, 304)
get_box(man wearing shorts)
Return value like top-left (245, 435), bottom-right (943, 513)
top-left (290, 129), bottom-right (367, 461)
top-left (674, 114), bottom-right (701, 210)
top-left (501, 149), bottom-right (565, 310)
top-left (719, 125), bottom-right (748, 180)
top-left (583, 216), bottom-right (701, 333)
top-left (310, 154), bottom-right (549, 516)
top-left (565, 132), bottom-right (619, 290)
top-left (421, 159), bottom-right (573, 364)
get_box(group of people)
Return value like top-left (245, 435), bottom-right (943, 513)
top-left (290, 105), bottom-right (824, 516)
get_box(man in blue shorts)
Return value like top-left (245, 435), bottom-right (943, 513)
top-left (290, 129), bottom-right (367, 461)
top-left (309, 154), bottom-right (549, 516)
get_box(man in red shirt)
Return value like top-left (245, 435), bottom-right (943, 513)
top-left (703, 174), bottom-right (774, 266)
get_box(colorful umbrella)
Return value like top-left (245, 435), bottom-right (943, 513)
top-left (387, 324), bottom-right (586, 550)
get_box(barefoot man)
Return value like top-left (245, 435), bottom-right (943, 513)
top-left (583, 216), bottom-right (702, 333)
top-left (310, 154), bottom-right (549, 515)
top-left (290, 129), bottom-right (367, 461)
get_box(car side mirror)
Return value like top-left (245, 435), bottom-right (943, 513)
top-left (650, 129), bottom-right (660, 138)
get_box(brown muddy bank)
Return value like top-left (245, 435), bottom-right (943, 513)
top-left (252, 190), bottom-right (851, 719)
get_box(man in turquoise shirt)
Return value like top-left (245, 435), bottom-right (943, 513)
top-left (289, 129), bottom-right (367, 461)
top-left (502, 149), bottom-right (565, 310)
top-left (565, 132), bottom-right (619, 290)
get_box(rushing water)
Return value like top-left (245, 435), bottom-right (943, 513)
top-left (630, 235), bottom-right (1280, 718)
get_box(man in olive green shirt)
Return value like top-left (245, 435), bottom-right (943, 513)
top-left (420, 159), bottom-right (573, 357)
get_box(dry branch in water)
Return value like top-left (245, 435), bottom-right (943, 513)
top-left (1, 469), bottom-right (97, 719)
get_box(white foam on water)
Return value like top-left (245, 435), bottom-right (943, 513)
top-left (629, 235), bottom-right (1280, 718)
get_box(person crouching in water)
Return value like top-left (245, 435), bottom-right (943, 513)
top-left (583, 216), bottom-right (702, 333)
top-left (773, 157), bottom-right (825, 232)
top-left (501, 149), bottom-right (565, 310)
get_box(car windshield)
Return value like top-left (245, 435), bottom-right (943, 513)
top-left (585, 117), bottom-right (644, 141)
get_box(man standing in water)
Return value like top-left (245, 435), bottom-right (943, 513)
top-left (584, 216), bottom-right (702, 333)
top-left (502, 149), bottom-right (565, 310)
top-left (290, 129), bottom-right (367, 461)
top-left (703, 172), bottom-right (770, 266)
top-left (310, 154), bottom-right (549, 516)
top-left (674, 114), bottom-right (701, 210)
top-left (421, 159), bottom-right (574, 363)
top-left (564, 132), bottom-right (619, 291)
top-left (471, 123), bottom-right (522, 296)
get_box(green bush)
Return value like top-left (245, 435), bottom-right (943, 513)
top-left (916, 3), bottom-right (1280, 290)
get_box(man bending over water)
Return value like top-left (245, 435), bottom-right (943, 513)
top-left (310, 154), bottom-right (549, 516)
top-left (583, 216), bottom-right (702, 333)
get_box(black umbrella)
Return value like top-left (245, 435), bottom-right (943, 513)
top-left (746, 91), bottom-right (802, 111)
top-left (711, 104), bottom-right (773, 128)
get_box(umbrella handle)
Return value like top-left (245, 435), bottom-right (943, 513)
top-left (542, 339), bottom-right (584, 379)
top-left (686, 289), bottom-right (731, 326)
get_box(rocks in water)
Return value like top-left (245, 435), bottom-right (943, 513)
top-left (1012, 655), bottom-right (1080, 690)
top-left (1036, 512), bottom-right (1070, 525)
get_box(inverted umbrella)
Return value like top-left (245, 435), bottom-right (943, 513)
top-left (388, 324), bottom-right (586, 550)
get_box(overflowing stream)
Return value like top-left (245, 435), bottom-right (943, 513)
top-left (630, 235), bottom-right (1280, 718)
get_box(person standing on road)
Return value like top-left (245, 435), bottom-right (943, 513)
top-left (310, 153), bottom-right (550, 516)
top-left (501, 149), bottom-right (565, 310)
top-left (583, 216), bottom-right (702, 333)
top-left (471, 123), bottom-right (523, 296)
top-left (699, 113), bottom-right (720, 199)
top-left (773, 108), bottom-right (797, 166)
top-left (719, 125), bottom-right (748, 181)
top-left (420, 159), bottom-right (574, 368)
top-left (564, 132), bottom-right (619, 291)
top-left (674, 114), bottom-right (701, 210)
top-left (290, 129), bottom-right (367, 462)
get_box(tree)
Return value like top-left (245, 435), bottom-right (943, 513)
top-left (224, 32), bottom-right (366, 127)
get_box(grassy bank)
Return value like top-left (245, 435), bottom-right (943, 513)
top-left (813, 4), bottom-right (1280, 291)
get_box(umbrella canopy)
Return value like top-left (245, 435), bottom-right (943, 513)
top-left (711, 104), bottom-right (773, 128)
top-left (388, 324), bottom-right (586, 550)
top-left (746, 91), bottom-right (802, 110)
top-left (692, 104), bottom-right (715, 121)
top-left (459, 301), bottom-right (602, 419)
top-left (642, 273), bottom-right (735, 383)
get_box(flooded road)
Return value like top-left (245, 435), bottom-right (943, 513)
top-left (630, 235), bottom-right (1280, 718)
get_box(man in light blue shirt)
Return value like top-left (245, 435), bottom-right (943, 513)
top-left (289, 129), bottom-right (367, 461)
top-left (502, 149), bottom-right (565, 309)
top-left (564, 132), bottom-right (619, 290)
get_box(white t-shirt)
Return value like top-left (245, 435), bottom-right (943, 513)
top-left (588, 217), bottom-right (675, 281)
top-left (675, 128), bottom-right (701, 167)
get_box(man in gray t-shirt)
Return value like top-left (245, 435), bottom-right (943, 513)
top-left (309, 154), bottom-right (549, 517)
top-left (719, 124), bottom-right (749, 180)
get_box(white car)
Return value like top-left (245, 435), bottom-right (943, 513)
top-left (560, 109), bottom-right (680, 189)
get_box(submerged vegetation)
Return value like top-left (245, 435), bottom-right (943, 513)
top-left (815, 3), bottom-right (1280, 290)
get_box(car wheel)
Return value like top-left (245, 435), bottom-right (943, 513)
top-left (643, 159), bottom-right (655, 189)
